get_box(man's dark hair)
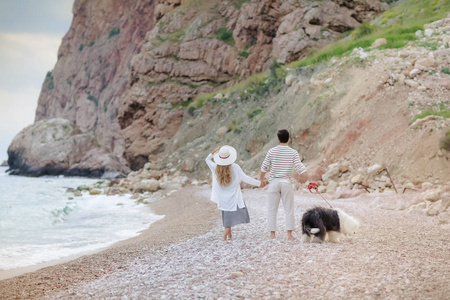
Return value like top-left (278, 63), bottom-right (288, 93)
top-left (277, 129), bottom-right (290, 143)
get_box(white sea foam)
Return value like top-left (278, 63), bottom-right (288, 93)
top-left (0, 167), bottom-right (163, 271)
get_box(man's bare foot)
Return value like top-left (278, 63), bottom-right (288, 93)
top-left (270, 231), bottom-right (276, 239)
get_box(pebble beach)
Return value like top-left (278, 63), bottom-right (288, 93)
top-left (1, 186), bottom-right (449, 299)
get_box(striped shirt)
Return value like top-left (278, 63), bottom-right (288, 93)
top-left (261, 145), bottom-right (306, 182)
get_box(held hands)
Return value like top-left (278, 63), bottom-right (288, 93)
top-left (259, 171), bottom-right (267, 188)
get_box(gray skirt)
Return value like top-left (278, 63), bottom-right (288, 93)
top-left (222, 206), bottom-right (250, 227)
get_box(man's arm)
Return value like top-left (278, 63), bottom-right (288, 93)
top-left (259, 171), bottom-right (266, 182)
top-left (293, 151), bottom-right (306, 175)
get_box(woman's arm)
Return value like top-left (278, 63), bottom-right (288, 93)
top-left (205, 146), bottom-right (221, 172)
top-left (205, 153), bottom-right (216, 172)
top-left (236, 165), bottom-right (261, 187)
top-left (211, 146), bottom-right (221, 155)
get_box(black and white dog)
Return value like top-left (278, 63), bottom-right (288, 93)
top-left (301, 207), bottom-right (360, 243)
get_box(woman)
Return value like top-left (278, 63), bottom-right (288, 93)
top-left (205, 145), bottom-right (264, 241)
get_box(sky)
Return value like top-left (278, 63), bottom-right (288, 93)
top-left (0, 0), bottom-right (74, 163)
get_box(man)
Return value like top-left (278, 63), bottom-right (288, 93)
top-left (260, 129), bottom-right (307, 240)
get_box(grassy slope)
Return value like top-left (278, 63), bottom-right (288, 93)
top-left (290, 0), bottom-right (450, 68)
top-left (188, 0), bottom-right (450, 111)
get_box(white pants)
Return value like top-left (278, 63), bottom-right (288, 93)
top-left (267, 181), bottom-right (295, 231)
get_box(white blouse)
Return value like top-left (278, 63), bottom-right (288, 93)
top-left (205, 153), bottom-right (261, 211)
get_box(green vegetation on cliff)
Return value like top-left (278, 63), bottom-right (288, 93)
top-left (290, 0), bottom-right (450, 68)
top-left (232, 0), bottom-right (250, 9)
top-left (45, 71), bottom-right (54, 90)
top-left (441, 130), bottom-right (450, 151)
top-left (188, 61), bottom-right (285, 112)
top-left (215, 27), bottom-right (235, 46)
top-left (188, 0), bottom-right (449, 112)
top-left (412, 107), bottom-right (450, 124)
top-left (87, 93), bottom-right (99, 106)
top-left (108, 27), bottom-right (120, 39)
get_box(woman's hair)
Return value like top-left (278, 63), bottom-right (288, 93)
top-left (216, 165), bottom-right (232, 186)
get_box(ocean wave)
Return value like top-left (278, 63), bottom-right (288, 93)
top-left (0, 166), bottom-right (8, 176)
top-left (48, 202), bottom-right (77, 224)
top-left (0, 175), bottom-right (163, 271)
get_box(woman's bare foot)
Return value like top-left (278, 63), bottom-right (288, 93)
top-left (223, 227), bottom-right (231, 241)
top-left (287, 230), bottom-right (295, 240)
top-left (270, 231), bottom-right (276, 239)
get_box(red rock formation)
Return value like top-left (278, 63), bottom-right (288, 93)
top-left (35, 0), bottom-right (156, 169)
top-left (118, 0), bottom-right (387, 170)
top-left (9, 0), bottom-right (388, 176)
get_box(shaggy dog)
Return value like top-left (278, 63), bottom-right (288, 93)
top-left (300, 207), bottom-right (360, 243)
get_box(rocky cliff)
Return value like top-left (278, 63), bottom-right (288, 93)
top-left (8, 0), bottom-right (388, 176)
top-left (9, 0), bottom-right (156, 176)
top-left (112, 15), bottom-right (449, 211)
top-left (119, 0), bottom-right (388, 169)
top-left (59, 14), bottom-right (450, 224)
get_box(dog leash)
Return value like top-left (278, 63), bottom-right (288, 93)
top-left (308, 182), bottom-right (333, 208)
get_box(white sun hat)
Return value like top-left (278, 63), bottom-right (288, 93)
top-left (213, 145), bottom-right (237, 166)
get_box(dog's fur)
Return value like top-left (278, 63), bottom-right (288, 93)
top-left (300, 207), bottom-right (360, 243)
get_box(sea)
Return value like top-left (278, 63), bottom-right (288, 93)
top-left (0, 166), bottom-right (163, 271)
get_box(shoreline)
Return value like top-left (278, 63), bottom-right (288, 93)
top-left (1, 187), bottom-right (449, 298)
top-left (0, 186), bottom-right (218, 300)
top-left (0, 202), bottom-right (159, 281)
top-left (0, 248), bottom-right (110, 281)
